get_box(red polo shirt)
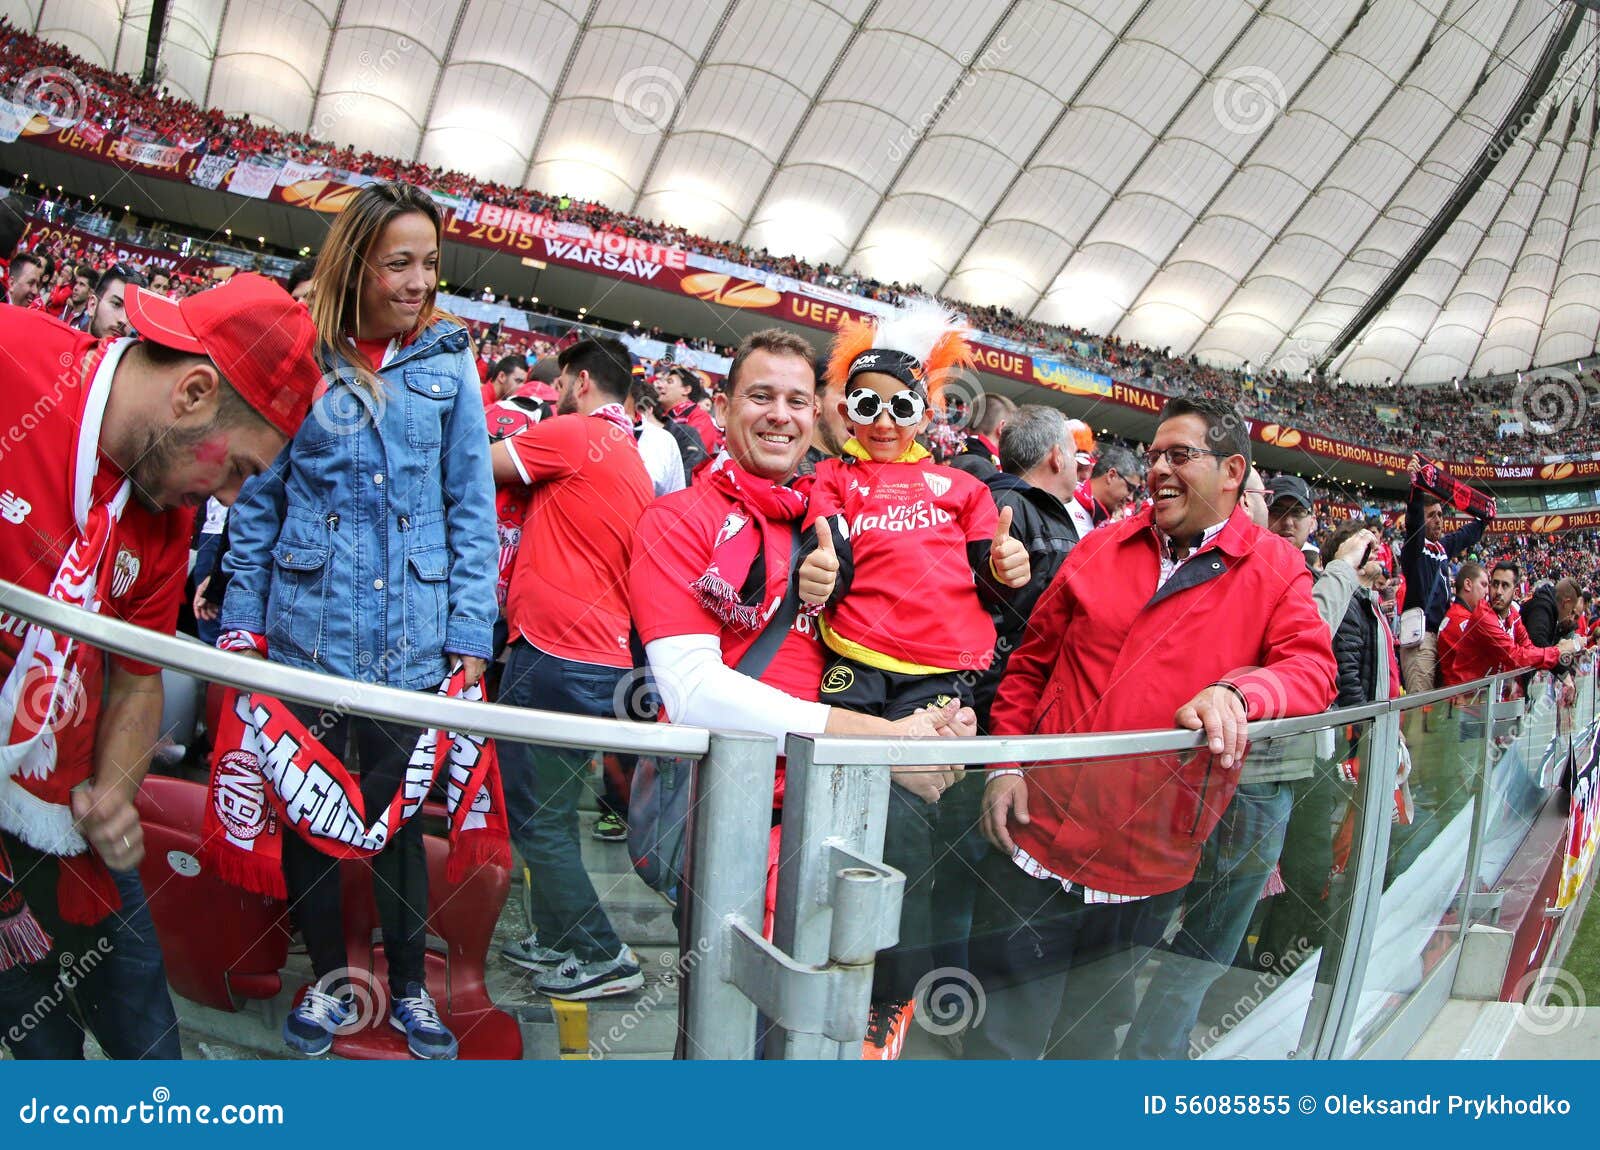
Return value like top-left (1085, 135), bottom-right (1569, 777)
top-left (503, 412), bottom-right (653, 668)
top-left (0, 310), bottom-right (192, 778)
top-left (631, 483), bottom-right (824, 704)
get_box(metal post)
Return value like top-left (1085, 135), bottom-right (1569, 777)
top-left (679, 731), bottom-right (778, 1059)
top-left (765, 736), bottom-right (894, 1060)
top-left (1302, 707), bottom-right (1401, 1059)
top-left (1459, 678), bottom-right (1514, 925)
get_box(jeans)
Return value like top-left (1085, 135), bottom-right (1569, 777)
top-left (1121, 781), bottom-right (1293, 1060)
top-left (498, 641), bottom-right (626, 963)
top-left (280, 701), bottom-right (429, 999)
top-left (0, 851), bottom-right (181, 1060)
top-left (962, 851), bottom-right (1180, 1060)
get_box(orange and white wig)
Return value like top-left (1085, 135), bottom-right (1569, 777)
top-left (826, 298), bottom-right (974, 409)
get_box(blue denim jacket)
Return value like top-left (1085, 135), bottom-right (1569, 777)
top-left (220, 318), bottom-right (498, 690)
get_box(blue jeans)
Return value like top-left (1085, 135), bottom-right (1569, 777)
top-left (497, 641), bottom-right (626, 963)
top-left (0, 854), bottom-right (181, 1060)
top-left (1121, 781), bottom-right (1292, 1060)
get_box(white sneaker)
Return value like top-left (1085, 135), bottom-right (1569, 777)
top-left (535, 949), bottom-right (644, 1000)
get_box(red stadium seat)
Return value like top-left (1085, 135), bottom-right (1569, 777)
top-left (135, 775), bottom-right (291, 1011)
top-left (137, 776), bottom-right (520, 1058)
top-left (321, 835), bottom-right (522, 1061)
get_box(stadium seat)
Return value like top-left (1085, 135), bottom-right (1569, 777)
top-left (134, 775), bottom-right (291, 1011)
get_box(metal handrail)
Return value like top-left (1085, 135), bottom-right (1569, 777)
top-left (790, 687), bottom-right (1504, 768)
top-left (0, 581), bottom-right (711, 757)
top-left (0, 577), bottom-right (1554, 766)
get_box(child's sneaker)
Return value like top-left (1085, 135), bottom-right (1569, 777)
top-left (389, 983), bottom-right (458, 1060)
top-left (282, 987), bottom-right (351, 1057)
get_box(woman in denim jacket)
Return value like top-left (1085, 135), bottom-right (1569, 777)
top-left (220, 183), bottom-right (497, 1060)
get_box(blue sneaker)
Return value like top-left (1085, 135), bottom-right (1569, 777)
top-left (389, 983), bottom-right (458, 1060)
top-left (283, 988), bottom-right (351, 1057)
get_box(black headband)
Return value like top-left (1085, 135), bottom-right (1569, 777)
top-left (847, 349), bottom-right (924, 391)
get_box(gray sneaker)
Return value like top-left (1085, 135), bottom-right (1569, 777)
top-left (500, 933), bottom-right (573, 972)
top-left (535, 949), bottom-right (644, 1001)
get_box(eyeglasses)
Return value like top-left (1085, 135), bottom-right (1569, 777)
top-left (845, 386), bottom-right (925, 427)
top-left (1244, 487), bottom-right (1269, 501)
top-left (1143, 445), bottom-right (1229, 470)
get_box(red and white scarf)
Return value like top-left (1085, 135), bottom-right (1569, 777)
top-left (0, 340), bottom-right (131, 968)
top-left (692, 453), bottom-right (808, 631)
top-left (201, 668), bottom-right (510, 897)
top-left (590, 401), bottom-right (635, 437)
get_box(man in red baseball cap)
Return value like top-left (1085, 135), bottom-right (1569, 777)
top-left (0, 272), bottom-right (321, 1059)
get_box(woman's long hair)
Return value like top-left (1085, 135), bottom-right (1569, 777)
top-left (308, 181), bottom-right (445, 392)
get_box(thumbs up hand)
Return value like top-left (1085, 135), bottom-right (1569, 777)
top-left (989, 505), bottom-right (1031, 589)
top-left (798, 519), bottom-right (840, 606)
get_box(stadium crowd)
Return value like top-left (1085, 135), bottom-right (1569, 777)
top-left (2, 164), bottom-right (1598, 1061)
top-left (3, 21), bottom-right (1599, 465)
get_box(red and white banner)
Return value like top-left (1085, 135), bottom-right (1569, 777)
top-left (109, 136), bottom-right (188, 171)
top-left (227, 159), bottom-right (282, 199)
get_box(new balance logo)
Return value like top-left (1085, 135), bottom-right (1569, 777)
top-left (0, 492), bottom-right (30, 525)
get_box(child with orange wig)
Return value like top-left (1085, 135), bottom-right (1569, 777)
top-left (800, 299), bottom-right (1029, 1056)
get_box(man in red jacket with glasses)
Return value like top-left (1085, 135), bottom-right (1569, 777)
top-left (966, 394), bottom-right (1338, 1060)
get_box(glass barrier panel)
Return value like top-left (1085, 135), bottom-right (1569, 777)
top-left (0, 632), bottom-right (688, 1062)
top-left (853, 723), bottom-right (1363, 1061)
top-left (1473, 672), bottom-right (1566, 900)
top-left (1343, 684), bottom-right (1488, 1055)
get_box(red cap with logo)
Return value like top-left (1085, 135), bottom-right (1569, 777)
top-left (124, 273), bottom-right (321, 437)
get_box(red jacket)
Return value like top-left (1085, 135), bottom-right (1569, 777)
top-left (989, 504), bottom-right (1337, 896)
top-left (1437, 598), bottom-right (1560, 686)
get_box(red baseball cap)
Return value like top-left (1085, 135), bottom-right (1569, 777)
top-left (125, 273), bottom-right (321, 438)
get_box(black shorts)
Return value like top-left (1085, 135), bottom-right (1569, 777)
top-left (818, 656), bottom-right (972, 720)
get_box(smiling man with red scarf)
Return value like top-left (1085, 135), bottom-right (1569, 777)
top-left (629, 328), bottom-right (977, 1058)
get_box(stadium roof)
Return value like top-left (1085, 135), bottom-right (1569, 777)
top-left (18, 0), bottom-right (1600, 383)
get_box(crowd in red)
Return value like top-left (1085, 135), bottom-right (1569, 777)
top-left (3, 20), bottom-right (1597, 466)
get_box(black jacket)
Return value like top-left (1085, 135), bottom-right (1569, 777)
top-left (1331, 587), bottom-right (1382, 708)
top-left (1521, 583), bottom-right (1562, 647)
top-left (973, 472), bottom-right (1081, 720)
top-left (1521, 582), bottom-right (1576, 674)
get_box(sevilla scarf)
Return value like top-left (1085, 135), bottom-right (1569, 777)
top-left (1414, 454), bottom-right (1496, 520)
top-left (1074, 482), bottom-right (1110, 527)
top-left (590, 402), bottom-right (634, 437)
top-left (200, 668), bottom-right (510, 898)
top-left (0, 341), bottom-right (129, 969)
top-left (693, 453), bottom-right (809, 631)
